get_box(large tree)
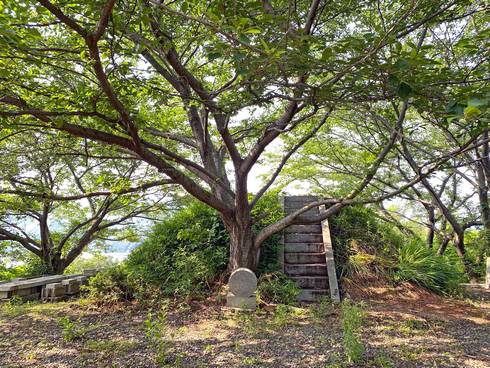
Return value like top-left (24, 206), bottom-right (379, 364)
top-left (0, 0), bottom-right (486, 270)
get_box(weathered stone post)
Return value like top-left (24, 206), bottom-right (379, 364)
top-left (62, 278), bottom-right (81, 295)
top-left (226, 268), bottom-right (257, 310)
top-left (42, 283), bottom-right (65, 302)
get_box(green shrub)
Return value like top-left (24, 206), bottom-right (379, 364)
top-left (394, 240), bottom-right (464, 294)
top-left (257, 272), bottom-right (300, 305)
top-left (84, 265), bottom-right (134, 305)
top-left (310, 296), bottom-right (335, 322)
top-left (125, 194), bottom-right (283, 300)
top-left (81, 195), bottom-right (284, 304)
top-left (125, 200), bottom-right (229, 299)
top-left (0, 255), bottom-right (51, 281)
top-left (272, 304), bottom-right (292, 327)
top-left (1, 296), bottom-right (34, 317)
top-left (329, 205), bottom-right (405, 279)
top-left (341, 300), bottom-right (365, 363)
top-left (455, 229), bottom-right (487, 280)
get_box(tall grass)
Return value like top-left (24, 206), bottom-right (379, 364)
top-left (394, 241), bottom-right (463, 294)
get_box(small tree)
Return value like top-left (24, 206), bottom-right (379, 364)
top-left (0, 133), bottom-right (172, 274)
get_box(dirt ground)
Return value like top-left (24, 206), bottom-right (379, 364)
top-left (0, 285), bottom-right (488, 368)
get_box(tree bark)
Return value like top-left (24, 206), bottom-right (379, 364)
top-left (226, 218), bottom-right (259, 272)
top-left (426, 205), bottom-right (435, 249)
top-left (437, 233), bottom-right (452, 255)
top-left (51, 256), bottom-right (67, 275)
top-left (453, 231), bottom-right (478, 281)
top-left (40, 251), bottom-right (65, 275)
top-left (476, 156), bottom-right (490, 262)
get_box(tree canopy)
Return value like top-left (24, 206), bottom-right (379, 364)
top-left (0, 0), bottom-right (488, 271)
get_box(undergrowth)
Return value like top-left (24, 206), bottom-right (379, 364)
top-left (257, 272), bottom-right (300, 305)
top-left (58, 316), bottom-right (87, 342)
top-left (145, 304), bottom-right (170, 367)
top-left (341, 300), bottom-right (365, 363)
top-left (395, 241), bottom-right (464, 294)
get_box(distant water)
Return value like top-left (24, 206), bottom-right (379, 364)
top-left (80, 251), bottom-right (129, 262)
top-left (105, 241), bottom-right (137, 254)
top-left (1, 238), bottom-right (140, 269)
top-left (105, 252), bottom-right (130, 262)
top-left (79, 241), bottom-right (139, 263)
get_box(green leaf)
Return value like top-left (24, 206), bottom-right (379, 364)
top-left (468, 96), bottom-right (488, 107)
top-left (388, 75), bottom-right (399, 89)
top-left (245, 28), bottom-right (261, 34)
top-left (464, 105), bottom-right (482, 120)
top-left (394, 59), bottom-right (409, 70)
top-left (321, 48), bottom-right (333, 60)
top-left (207, 51), bottom-right (221, 61)
top-left (397, 82), bottom-right (412, 100)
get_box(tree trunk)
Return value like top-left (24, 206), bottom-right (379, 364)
top-left (477, 170), bottom-right (490, 263)
top-left (426, 206), bottom-right (435, 249)
top-left (437, 233), bottom-right (452, 255)
top-left (224, 169), bottom-right (261, 272)
top-left (52, 258), bottom-right (67, 275)
top-left (453, 231), bottom-right (478, 281)
top-left (228, 225), bottom-right (259, 272)
top-left (224, 215), bottom-right (259, 272)
top-left (41, 253), bottom-right (66, 275)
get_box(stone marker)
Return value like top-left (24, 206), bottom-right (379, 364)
top-left (229, 268), bottom-right (257, 296)
top-left (226, 268), bottom-right (257, 310)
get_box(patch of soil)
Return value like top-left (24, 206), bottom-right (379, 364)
top-left (0, 286), bottom-right (488, 368)
top-left (348, 282), bottom-right (490, 368)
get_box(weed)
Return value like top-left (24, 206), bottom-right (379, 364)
top-left (395, 241), bottom-right (463, 294)
top-left (273, 304), bottom-right (292, 327)
top-left (311, 296), bottom-right (335, 323)
top-left (236, 311), bottom-right (262, 336)
top-left (145, 304), bottom-right (170, 367)
top-left (324, 352), bottom-right (346, 368)
top-left (341, 300), bottom-right (365, 364)
top-left (398, 344), bottom-right (426, 360)
top-left (325, 363), bottom-right (345, 368)
top-left (370, 352), bottom-right (394, 368)
top-left (7, 295), bottom-right (23, 306)
top-left (399, 318), bottom-right (430, 335)
top-left (243, 356), bottom-right (262, 366)
top-left (1, 296), bottom-right (37, 317)
top-left (58, 316), bottom-right (86, 341)
top-left (174, 353), bottom-right (185, 367)
top-left (257, 272), bottom-right (300, 305)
